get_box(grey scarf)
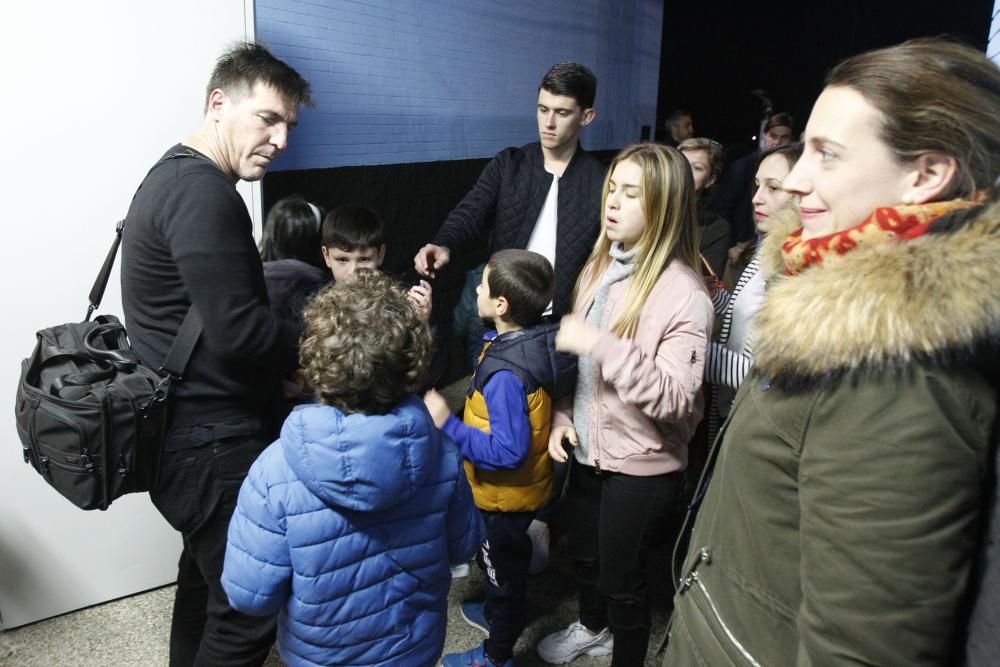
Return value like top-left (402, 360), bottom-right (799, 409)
top-left (572, 242), bottom-right (637, 465)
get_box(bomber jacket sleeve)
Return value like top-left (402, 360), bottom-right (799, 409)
top-left (442, 370), bottom-right (531, 470)
top-left (222, 462), bottom-right (292, 616)
top-left (795, 367), bottom-right (993, 666)
top-left (590, 290), bottom-right (712, 423)
top-left (432, 149), bottom-right (511, 253)
top-left (161, 171), bottom-right (300, 369)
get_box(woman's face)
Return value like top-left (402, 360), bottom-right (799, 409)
top-left (783, 86), bottom-right (914, 239)
top-left (604, 159), bottom-right (646, 250)
top-left (682, 149), bottom-right (715, 194)
top-left (751, 154), bottom-right (793, 235)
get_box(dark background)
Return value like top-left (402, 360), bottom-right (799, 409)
top-left (655, 0), bottom-right (994, 156)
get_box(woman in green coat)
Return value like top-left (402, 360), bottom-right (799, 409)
top-left (665, 38), bottom-right (1000, 667)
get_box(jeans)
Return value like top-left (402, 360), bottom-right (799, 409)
top-left (150, 417), bottom-right (277, 667)
top-left (569, 463), bottom-right (683, 667)
top-left (478, 510), bottom-right (536, 663)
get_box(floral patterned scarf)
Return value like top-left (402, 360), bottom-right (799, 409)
top-left (780, 199), bottom-right (980, 275)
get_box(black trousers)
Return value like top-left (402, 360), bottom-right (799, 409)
top-left (569, 463), bottom-right (682, 667)
top-left (478, 509), bottom-right (536, 662)
top-left (151, 417), bottom-right (277, 667)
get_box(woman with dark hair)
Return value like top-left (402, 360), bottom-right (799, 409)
top-left (714, 112), bottom-right (796, 278)
top-left (665, 38), bottom-right (1000, 666)
top-left (704, 142), bottom-right (802, 443)
top-left (259, 195), bottom-right (328, 323)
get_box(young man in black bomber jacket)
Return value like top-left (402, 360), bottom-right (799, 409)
top-left (414, 62), bottom-right (606, 319)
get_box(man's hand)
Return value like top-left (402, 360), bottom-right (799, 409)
top-left (414, 244), bottom-right (451, 278)
top-left (548, 425), bottom-right (578, 463)
top-left (555, 314), bottom-right (601, 357)
top-left (407, 280), bottom-right (433, 323)
top-left (423, 389), bottom-right (452, 428)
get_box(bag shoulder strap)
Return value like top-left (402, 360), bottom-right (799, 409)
top-left (160, 308), bottom-right (202, 380)
top-left (87, 150), bottom-right (206, 383)
top-left (87, 150), bottom-right (202, 319)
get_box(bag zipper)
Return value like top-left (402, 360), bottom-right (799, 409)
top-left (678, 547), bottom-right (761, 667)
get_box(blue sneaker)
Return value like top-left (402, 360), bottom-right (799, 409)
top-left (460, 600), bottom-right (491, 636)
top-left (441, 642), bottom-right (514, 666)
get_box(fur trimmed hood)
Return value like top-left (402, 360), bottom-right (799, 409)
top-left (752, 199), bottom-right (1000, 387)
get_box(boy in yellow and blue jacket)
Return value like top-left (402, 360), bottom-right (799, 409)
top-left (425, 249), bottom-right (575, 667)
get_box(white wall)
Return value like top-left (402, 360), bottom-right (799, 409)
top-left (0, 0), bottom-right (257, 628)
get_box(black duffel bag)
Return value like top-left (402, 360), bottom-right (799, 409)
top-left (14, 220), bottom-right (200, 510)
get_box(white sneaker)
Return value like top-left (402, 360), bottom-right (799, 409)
top-left (536, 621), bottom-right (613, 664)
top-left (527, 519), bottom-right (550, 574)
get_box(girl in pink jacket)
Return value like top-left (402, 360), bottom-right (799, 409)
top-left (536, 144), bottom-right (713, 667)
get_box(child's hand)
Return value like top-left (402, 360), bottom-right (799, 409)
top-left (548, 425), bottom-right (578, 463)
top-left (408, 280), bottom-right (433, 322)
top-left (555, 314), bottom-right (601, 357)
top-left (422, 389), bottom-right (451, 428)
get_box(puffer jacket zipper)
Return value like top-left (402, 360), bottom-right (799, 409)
top-left (678, 547), bottom-right (761, 667)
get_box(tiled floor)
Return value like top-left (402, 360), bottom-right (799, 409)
top-left (1, 531), bottom-right (674, 666)
top-left (1, 380), bottom-right (676, 666)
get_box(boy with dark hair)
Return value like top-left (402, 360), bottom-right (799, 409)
top-left (424, 249), bottom-right (576, 667)
top-left (321, 204), bottom-right (432, 321)
top-left (416, 63), bottom-right (605, 572)
top-left (223, 271), bottom-right (482, 667)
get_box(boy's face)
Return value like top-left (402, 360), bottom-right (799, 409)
top-left (476, 266), bottom-right (500, 322)
top-left (322, 244), bottom-right (385, 283)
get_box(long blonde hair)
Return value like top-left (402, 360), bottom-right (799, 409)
top-left (576, 144), bottom-right (701, 338)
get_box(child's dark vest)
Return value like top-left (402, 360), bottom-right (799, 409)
top-left (463, 328), bottom-right (561, 512)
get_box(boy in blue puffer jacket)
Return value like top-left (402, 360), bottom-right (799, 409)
top-left (222, 270), bottom-right (483, 667)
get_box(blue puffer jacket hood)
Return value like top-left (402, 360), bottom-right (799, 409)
top-left (222, 395), bottom-right (483, 667)
top-left (280, 395), bottom-right (438, 512)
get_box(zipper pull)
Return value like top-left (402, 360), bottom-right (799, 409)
top-left (595, 457), bottom-right (602, 476)
top-left (678, 547), bottom-right (712, 592)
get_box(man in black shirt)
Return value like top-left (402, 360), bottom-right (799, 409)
top-left (121, 43), bottom-right (312, 666)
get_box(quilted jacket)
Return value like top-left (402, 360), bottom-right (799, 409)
top-left (433, 141), bottom-right (606, 316)
top-left (222, 396), bottom-right (483, 667)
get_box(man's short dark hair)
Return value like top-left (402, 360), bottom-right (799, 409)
top-left (321, 205), bottom-right (385, 251)
top-left (487, 249), bottom-right (554, 328)
top-left (206, 42), bottom-right (314, 111)
top-left (539, 62), bottom-right (597, 110)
